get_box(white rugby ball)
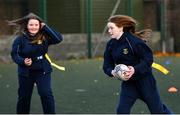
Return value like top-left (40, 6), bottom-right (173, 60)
top-left (114, 64), bottom-right (129, 81)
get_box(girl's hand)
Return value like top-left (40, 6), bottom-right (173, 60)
top-left (125, 66), bottom-right (135, 79)
top-left (24, 58), bottom-right (32, 66)
top-left (111, 69), bottom-right (118, 78)
top-left (41, 22), bottom-right (46, 28)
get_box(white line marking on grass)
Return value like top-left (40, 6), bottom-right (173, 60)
top-left (75, 89), bottom-right (86, 92)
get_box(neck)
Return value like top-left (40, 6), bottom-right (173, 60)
top-left (116, 32), bottom-right (124, 40)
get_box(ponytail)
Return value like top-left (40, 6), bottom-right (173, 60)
top-left (134, 29), bottom-right (152, 42)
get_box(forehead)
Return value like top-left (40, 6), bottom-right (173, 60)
top-left (107, 22), bottom-right (117, 27)
top-left (28, 19), bottom-right (40, 24)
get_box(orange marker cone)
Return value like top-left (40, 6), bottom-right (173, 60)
top-left (168, 87), bottom-right (178, 93)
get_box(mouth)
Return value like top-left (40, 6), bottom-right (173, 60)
top-left (108, 32), bottom-right (112, 35)
top-left (109, 34), bottom-right (113, 36)
top-left (30, 30), bottom-right (38, 32)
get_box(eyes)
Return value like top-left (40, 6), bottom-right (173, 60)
top-left (28, 23), bottom-right (39, 27)
top-left (108, 26), bottom-right (117, 33)
top-left (27, 19), bottom-right (40, 28)
top-left (108, 26), bottom-right (115, 30)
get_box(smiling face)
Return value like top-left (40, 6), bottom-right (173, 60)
top-left (107, 22), bottom-right (123, 39)
top-left (27, 19), bottom-right (40, 36)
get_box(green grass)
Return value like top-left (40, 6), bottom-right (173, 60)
top-left (0, 57), bottom-right (179, 114)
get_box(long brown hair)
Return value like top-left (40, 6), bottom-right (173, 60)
top-left (7, 12), bottom-right (46, 44)
top-left (108, 15), bottom-right (152, 42)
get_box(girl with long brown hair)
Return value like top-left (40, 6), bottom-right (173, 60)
top-left (9, 13), bottom-right (63, 114)
top-left (103, 15), bottom-right (172, 114)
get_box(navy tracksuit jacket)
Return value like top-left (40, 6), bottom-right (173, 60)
top-left (103, 32), bottom-right (172, 114)
top-left (11, 25), bottom-right (63, 114)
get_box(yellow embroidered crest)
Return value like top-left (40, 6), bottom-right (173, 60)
top-left (37, 40), bottom-right (42, 44)
top-left (123, 48), bottom-right (128, 54)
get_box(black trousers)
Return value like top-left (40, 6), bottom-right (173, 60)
top-left (17, 71), bottom-right (55, 114)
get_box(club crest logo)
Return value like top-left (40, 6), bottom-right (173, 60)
top-left (123, 48), bottom-right (128, 54)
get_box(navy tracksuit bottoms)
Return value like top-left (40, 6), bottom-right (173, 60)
top-left (17, 70), bottom-right (55, 114)
top-left (116, 75), bottom-right (172, 114)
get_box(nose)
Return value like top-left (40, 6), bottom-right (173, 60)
top-left (108, 29), bottom-right (111, 33)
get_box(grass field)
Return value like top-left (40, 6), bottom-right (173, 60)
top-left (0, 56), bottom-right (179, 114)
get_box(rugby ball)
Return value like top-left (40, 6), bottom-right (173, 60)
top-left (114, 64), bottom-right (129, 81)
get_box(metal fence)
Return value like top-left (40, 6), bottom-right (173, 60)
top-left (0, 0), bottom-right (180, 60)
